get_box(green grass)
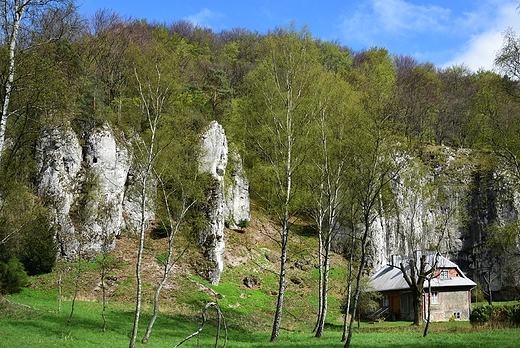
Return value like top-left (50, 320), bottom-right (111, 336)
top-left (3, 222), bottom-right (518, 347)
top-left (2, 293), bottom-right (520, 348)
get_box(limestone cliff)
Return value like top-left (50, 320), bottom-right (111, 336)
top-left (34, 120), bottom-right (250, 286)
top-left (224, 149), bottom-right (250, 230)
top-left (35, 124), bottom-right (140, 261)
top-left (362, 147), bottom-right (520, 299)
top-left (198, 121), bottom-right (228, 285)
top-left (35, 126), bottom-right (83, 260)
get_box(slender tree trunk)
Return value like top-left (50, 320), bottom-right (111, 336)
top-left (57, 273), bottom-right (62, 313)
top-left (341, 238), bottom-right (355, 342)
top-left (313, 227), bottom-right (324, 333)
top-left (100, 255), bottom-right (107, 332)
top-left (270, 220), bottom-right (289, 342)
top-left (130, 66), bottom-right (161, 348)
top-left (141, 274), bottom-right (165, 344)
top-left (315, 237), bottom-right (331, 338)
top-left (129, 177), bottom-right (148, 348)
top-left (142, 223), bottom-right (173, 344)
top-left (423, 279), bottom-right (431, 337)
top-left (130, 150), bottom-right (154, 348)
top-left (142, 198), bottom-right (193, 344)
top-left (485, 272), bottom-right (494, 306)
top-left (344, 225), bottom-right (369, 348)
top-left (0, 2), bottom-right (26, 166)
top-left (67, 248), bottom-right (82, 326)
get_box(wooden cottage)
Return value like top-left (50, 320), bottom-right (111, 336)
top-left (370, 253), bottom-right (476, 322)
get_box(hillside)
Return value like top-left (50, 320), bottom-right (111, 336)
top-left (24, 207), bottom-right (348, 334)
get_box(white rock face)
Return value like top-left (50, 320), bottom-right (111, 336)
top-left (35, 127), bottom-right (83, 259)
top-left (82, 126), bottom-right (132, 251)
top-left (199, 121), bottom-right (228, 285)
top-left (224, 150), bottom-right (250, 230)
top-left (35, 124), bottom-right (138, 261)
top-left (339, 147), bottom-right (520, 298)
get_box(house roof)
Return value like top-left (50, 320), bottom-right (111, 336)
top-left (370, 252), bottom-right (476, 292)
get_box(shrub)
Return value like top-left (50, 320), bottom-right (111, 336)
top-left (471, 304), bottom-right (520, 328)
top-left (18, 216), bottom-right (57, 275)
top-left (0, 257), bottom-right (29, 295)
top-left (470, 305), bottom-right (493, 326)
top-left (237, 219), bottom-right (249, 229)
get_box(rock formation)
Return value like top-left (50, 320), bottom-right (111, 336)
top-left (35, 126), bottom-right (83, 260)
top-left (198, 121), bottom-right (228, 285)
top-left (34, 120), bottom-right (251, 286)
top-left (224, 149), bottom-right (250, 230)
top-left (35, 124), bottom-right (140, 261)
top-left (360, 147), bottom-right (520, 299)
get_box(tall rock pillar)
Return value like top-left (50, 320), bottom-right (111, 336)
top-left (199, 121), bottom-right (228, 285)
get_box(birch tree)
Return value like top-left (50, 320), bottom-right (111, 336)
top-left (0, 0), bottom-right (76, 166)
top-left (243, 26), bottom-right (321, 342)
top-left (306, 72), bottom-right (357, 338)
top-left (126, 25), bottom-right (198, 347)
top-left (128, 50), bottom-right (176, 348)
top-left (343, 48), bottom-right (400, 348)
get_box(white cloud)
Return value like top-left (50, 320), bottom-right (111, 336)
top-left (372, 0), bottom-right (451, 33)
top-left (185, 8), bottom-right (222, 28)
top-left (339, 0), bottom-right (452, 47)
top-left (442, 1), bottom-right (520, 71)
top-left (338, 0), bottom-right (520, 70)
top-left (443, 31), bottom-right (503, 71)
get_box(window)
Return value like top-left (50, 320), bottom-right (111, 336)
top-left (383, 295), bottom-right (389, 307)
top-left (440, 270), bottom-right (449, 280)
top-left (431, 291), bottom-right (440, 304)
top-left (453, 312), bottom-right (461, 320)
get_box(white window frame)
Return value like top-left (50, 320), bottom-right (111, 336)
top-left (431, 291), bottom-right (440, 304)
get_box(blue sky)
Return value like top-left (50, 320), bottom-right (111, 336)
top-left (77, 0), bottom-right (520, 72)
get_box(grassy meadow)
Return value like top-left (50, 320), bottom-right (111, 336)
top-left (1, 216), bottom-right (519, 347)
top-left (2, 287), bottom-right (520, 347)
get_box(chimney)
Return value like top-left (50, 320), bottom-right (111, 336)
top-left (390, 255), bottom-right (399, 267)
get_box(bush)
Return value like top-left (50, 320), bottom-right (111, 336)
top-left (471, 304), bottom-right (520, 328)
top-left (0, 257), bottom-right (29, 295)
top-left (470, 305), bottom-right (493, 326)
top-left (18, 216), bottom-right (57, 275)
top-left (238, 219), bottom-right (249, 229)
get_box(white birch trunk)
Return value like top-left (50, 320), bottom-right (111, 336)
top-left (0, 1), bottom-right (28, 165)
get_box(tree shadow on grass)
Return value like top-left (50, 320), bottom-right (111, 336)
top-left (4, 299), bottom-right (519, 348)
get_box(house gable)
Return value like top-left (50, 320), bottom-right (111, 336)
top-left (370, 253), bottom-right (476, 322)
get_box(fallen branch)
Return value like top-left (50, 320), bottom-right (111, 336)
top-left (174, 302), bottom-right (227, 348)
top-left (2, 297), bottom-right (33, 309)
top-left (185, 275), bottom-right (221, 298)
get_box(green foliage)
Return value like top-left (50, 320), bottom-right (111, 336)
top-left (0, 183), bottom-right (57, 276)
top-left (470, 304), bottom-right (520, 328)
top-left (150, 219), bottom-right (173, 240)
top-left (237, 219), bottom-right (249, 229)
top-left (470, 305), bottom-right (494, 325)
top-left (472, 283), bottom-right (486, 303)
top-left (0, 257), bottom-right (28, 295)
top-left (16, 215), bottom-right (57, 276)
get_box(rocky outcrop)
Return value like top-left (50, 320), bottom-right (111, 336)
top-left (224, 149), bottom-right (250, 230)
top-left (198, 121), bottom-right (228, 285)
top-left (360, 147), bottom-right (520, 300)
top-left (34, 120), bottom-right (249, 285)
top-left (35, 124), bottom-right (142, 261)
top-left (35, 126), bottom-right (83, 260)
